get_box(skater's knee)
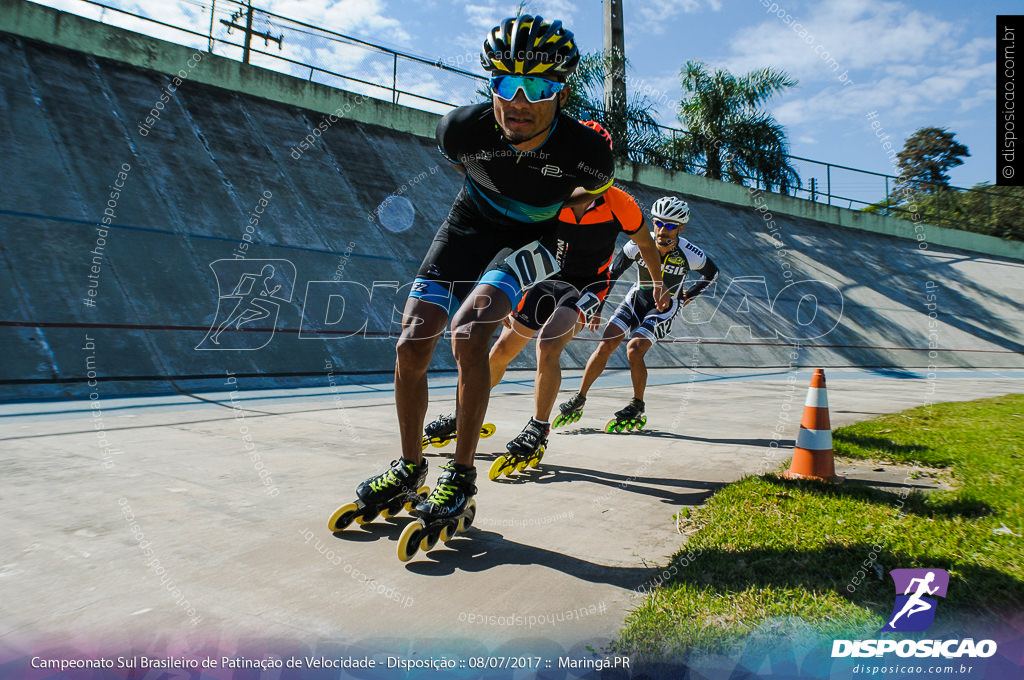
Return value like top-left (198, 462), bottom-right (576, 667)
top-left (396, 334), bottom-right (435, 368)
top-left (626, 339), bottom-right (650, 364)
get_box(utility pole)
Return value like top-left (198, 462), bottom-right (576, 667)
top-left (220, 1), bottom-right (282, 65)
top-left (603, 0), bottom-right (626, 147)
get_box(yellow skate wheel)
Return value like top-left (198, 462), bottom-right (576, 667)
top-left (529, 448), bottom-right (545, 468)
top-left (403, 485), bottom-right (431, 512)
top-left (328, 503), bottom-right (360, 533)
top-left (397, 521), bottom-right (423, 562)
top-left (380, 503), bottom-right (400, 519)
top-left (420, 530), bottom-right (439, 552)
top-left (489, 456), bottom-right (509, 481)
top-left (458, 498), bottom-right (478, 533)
top-left (480, 423), bottom-right (496, 438)
top-left (355, 508), bottom-right (379, 525)
top-left (439, 523), bottom-right (454, 542)
top-left (515, 458), bottom-right (529, 472)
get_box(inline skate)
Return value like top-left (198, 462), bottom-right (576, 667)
top-left (552, 392), bottom-right (586, 428)
top-left (489, 418), bottom-right (548, 480)
top-left (327, 458), bottom-right (429, 533)
top-left (421, 412), bottom-right (497, 449)
top-left (604, 398), bottom-right (647, 433)
top-left (397, 461), bottom-right (477, 562)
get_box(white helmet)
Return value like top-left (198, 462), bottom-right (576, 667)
top-left (652, 196), bottom-right (690, 224)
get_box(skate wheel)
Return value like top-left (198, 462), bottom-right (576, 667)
top-left (457, 498), bottom-right (477, 533)
top-left (421, 437), bottom-right (430, 450)
top-left (638, 416), bottom-right (647, 429)
top-left (355, 508), bottom-right (379, 525)
top-left (480, 423), bottom-right (496, 438)
top-left (420, 530), bottom-right (440, 552)
top-left (328, 503), bottom-right (360, 533)
top-left (604, 419), bottom-right (617, 434)
top-left (397, 521), bottom-right (423, 562)
top-left (380, 502), bottom-right (401, 519)
top-left (431, 439), bottom-right (449, 448)
top-left (552, 414), bottom-right (566, 429)
top-left (515, 459), bottom-right (529, 472)
top-left (403, 486), bottom-right (430, 512)
top-left (573, 412), bottom-right (582, 423)
top-left (489, 456), bottom-right (509, 481)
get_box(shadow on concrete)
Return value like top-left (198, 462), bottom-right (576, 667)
top-left (403, 529), bottom-right (654, 587)
top-left (555, 426), bottom-right (776, 448)
top-left (489, 463), bottom-right (726, 508)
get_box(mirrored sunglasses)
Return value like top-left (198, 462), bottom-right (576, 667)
top-left (490, 75), bottom-right (566, 103)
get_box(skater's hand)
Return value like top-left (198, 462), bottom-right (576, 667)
top-left (654, 283), bottom-right (671, 311)
top-left (587, 312), bottom-right (602, 333)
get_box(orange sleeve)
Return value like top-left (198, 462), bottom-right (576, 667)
top-left (607, 187), bottom-right (644, 233)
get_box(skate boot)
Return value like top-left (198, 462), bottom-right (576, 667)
top-left (605, 398), bottom-right (647, 433)
top-left (489, 418), bottom-right (549, 480)
top-left (422, 413), bottom-right (497, 449)
top-left (397, 462), bottom-right (478, 562)
top-left (327, 458), bottom-right (429, 533)
top-left (553, 392), bottom-right (586, 428)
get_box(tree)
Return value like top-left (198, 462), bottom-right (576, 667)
top-left (895, 127), bottom-right (970, 192)
top-left (562, 50), bottom-right (662, 163)
top-left (666, 60), bottom-right (800, 194)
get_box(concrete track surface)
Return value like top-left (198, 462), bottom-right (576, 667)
top-left (2, 368), bottom-right (1021, 658)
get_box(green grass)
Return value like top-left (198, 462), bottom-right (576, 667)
top-left (618, 395), bottom-right (1024, 661)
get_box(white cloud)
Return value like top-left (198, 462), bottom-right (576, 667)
top-left (635, 0), bottom-right (722, 36)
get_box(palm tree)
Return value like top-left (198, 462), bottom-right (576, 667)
top-left (665, 60), bottom-right (800, 194)
top-left (562, 50), bottom-right (662, 163)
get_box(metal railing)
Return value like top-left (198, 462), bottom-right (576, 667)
top-left (33, 0), bottom-right (1020, 239)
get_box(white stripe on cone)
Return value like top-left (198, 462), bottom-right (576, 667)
top-left (796, 427), bottom-right (833, 451)
top-left (804, 387), bottom-right (829, 409)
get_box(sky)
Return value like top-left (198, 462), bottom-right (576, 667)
top-left (33, 0), bottom-right (1013, 205)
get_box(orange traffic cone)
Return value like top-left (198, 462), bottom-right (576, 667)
top-left (782, 369), bottom-right (844, 483)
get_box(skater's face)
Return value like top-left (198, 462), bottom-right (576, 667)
top-left (654, 221), bottom-right (681, 249)
top-left (492, 77), bottom-right (569, 149)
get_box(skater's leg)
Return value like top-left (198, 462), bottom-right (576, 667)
top-left (578, 322), bottom-right (626, 398)
top-left (534, 306), bottom-right (583, 421)
top-left (626, 337), bottom-right (653, 402)
top-left (450, 284), bottom-right (511, 466)
top-left (488, 320), bottom-right (536, 388)
top-left (395, 298), bottom-right (449, 463)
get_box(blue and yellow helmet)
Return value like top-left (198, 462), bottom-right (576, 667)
top-left (481, 15), bottom-right (579, 79)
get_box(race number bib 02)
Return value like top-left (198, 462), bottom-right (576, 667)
top-left (502, 240), bottom-right (561, 290)
top-left (575, 292), bottom-right (601, 322)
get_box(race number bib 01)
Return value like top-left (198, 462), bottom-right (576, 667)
top-left (502, 240), bottom-right (561, 290)
top-left (575, 292), bottom-right (601, 322)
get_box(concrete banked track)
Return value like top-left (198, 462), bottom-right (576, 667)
top-left (1, 23), bottom-right (1022, 401)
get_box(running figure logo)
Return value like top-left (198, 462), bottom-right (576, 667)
top-left (196, 259), bottom-right (295, 350)
top-left (882, 568), bottom-right (949, 632)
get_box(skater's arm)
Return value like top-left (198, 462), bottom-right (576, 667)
top-left (681, 258), bottom-right (718, 306)
top-left (630, 229), bottom-right (670, 311)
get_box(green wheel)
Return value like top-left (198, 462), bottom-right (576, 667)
top-left (328, 503), bottom-right (360, 533)
top-left (397, 521), bottom-right (423, 562)
top-left (638, 416), bottom-right (647, 429)
top-left (552, 414), bottom-right (566, 429)
top-left (572, 411), bottom-right (582, 423)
